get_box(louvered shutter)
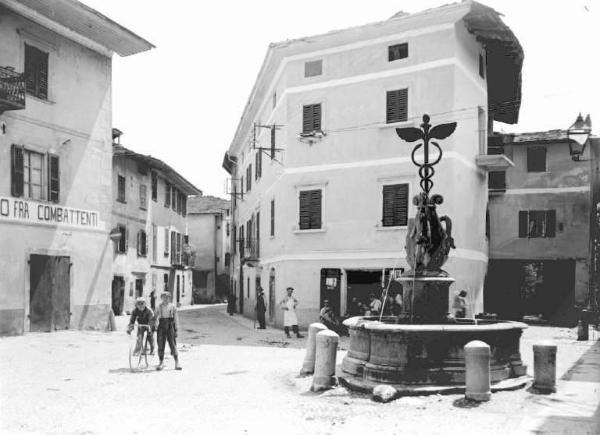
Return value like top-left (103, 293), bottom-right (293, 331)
top-left (11, 144), bottom-right (24, 197)
top-left (270, 199), bottom-right (275, 236)
top-left (518, 211), bottom-right (528, 238)
top-left (382, 184), bottom-right (408, 226)
top-left (48, 154), bottom-right (60, 202)
top-left (25, 44), bottom-right (48, 100)
top-left (386, 89), bottom-right (408, 123)
top-left (299, 191), bottom-right (311, 229)
top-left (546, 210), bottom-right (556, 238)
top-left (170, 231), bottom-right (176, 263)
top-left (312, 104), bottom-right (321, 131)
top-left (310, 190), bottom-right (322, 229)
top-left (303, 105), bottom-right (312, 133)
top-left (137, 231), bottom-right (142, 256)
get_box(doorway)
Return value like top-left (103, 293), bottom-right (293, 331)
top-left (111, 276), bottom-right (125, 315)
top-left (268, 269), bottom-right (275, 322)
top-left (29, 254), bottom-right (71, 332)
top-left (346, 270), bottom-right (382, 310)
top-left (320, 269), bottom-right (341, 316)
top-left (135, 278), bottom-right (144, 298)
top-left (239, 268), bottom-right (244, 314)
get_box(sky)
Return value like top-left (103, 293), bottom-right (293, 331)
top-left (83, 0), bottom-right (599, 199)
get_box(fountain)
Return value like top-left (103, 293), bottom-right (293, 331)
top-left (340, 115), bottom-right (527, 392)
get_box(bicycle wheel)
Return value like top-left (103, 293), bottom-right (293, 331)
top-left (129, 332), bottom-right (144, 372)
top-left (140, 330), bottom-right (149, 369)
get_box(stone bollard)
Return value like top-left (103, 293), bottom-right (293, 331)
top-left (464, 340), bottom-right (491, 402)
top-left (311, 330), bottom-right (339, 392)
top-left (577, 319), bottom-right (589, 341)
top-left (300, 322), bottom-right (328, 375)
top-left (533, 341), bottom-right (557, 393)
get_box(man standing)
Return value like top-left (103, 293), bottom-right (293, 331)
top-left (155, 291), bottom-right (182, 371)
top-left (256, 288), bottom-right (267, 329)
top-left (280, 287), bottom-right (303, 338)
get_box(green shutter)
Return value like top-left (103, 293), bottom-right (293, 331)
top-left (11, 144), bottom-right (24, 197)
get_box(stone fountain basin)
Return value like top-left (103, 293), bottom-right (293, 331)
top-left (341, 316), bottom-right (528, 387)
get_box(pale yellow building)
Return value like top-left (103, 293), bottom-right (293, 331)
top-left (223, 2), bottom-right (523, 328)
top-left (0, 0), bottom-right (152, 335)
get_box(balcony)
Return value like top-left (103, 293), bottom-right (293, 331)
top-left (476, 135), bottom-right (515, 171)
top-left (0, 66), bottom-right (26, 114)
top-left (239, 238), bottom-right (259, 265)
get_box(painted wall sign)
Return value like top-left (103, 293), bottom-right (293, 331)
top-left (0, 197), bottom-right (104, 230)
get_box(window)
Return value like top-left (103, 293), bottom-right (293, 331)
top-left (270, 199), bottom-right (275, 236)
top-left (139, 184), bottom-right (147, 209)
top-left (386, 89), bottom-right (408, 123)
top-left (381, 184), bottom-right (409, 227)
top-left (232, 225), bottom-right (237, 254)
top-left (270, 127), bottom-right (276, 159)
top-left (226, 222), bottom-right (230, 237)
top-left (116, 225), bottom-right (127, 253)
top-left (164, 228), bottom-right (169, 256)
top-left (239, 226), bottom-right (245, 257)
top-left (388, 43), bottom-right (408, 62)
top-left (224, 253), bottom-right (231, 267)
top-left (302, 103), bottom-right (321, 133)
top-left (527, 147), bottom-right (546, 172)
top-left (256, 211), bottom-right (260, 258)
top-left (479, 53), bottom-right (485, 79)
top-left (182, 194), bottom-right (187, 217)
top-left (170, 231), bottom-right (176, 264)
top-left (137, 230), bottom-right (147, 257)
top-left (518, 210), bottom-right (556, 238)
top-left (165, 182), bottom-right (171, 208)
top-left (304, 59), bottom-right (322, 77)
top-left (488, 171), bottom-right (506, 191)
top-left (117, 175), bottom-right (126, 203)
top-left (171, 186), bottom-right (177, 211)
top-left (151, 172), bottom-right (158, 201)
top-left (299, 189), bottom-right (322, 230)
top-left (240, 176), bottom-right (244, 200)
top-left (176, 232), bottom-right (182, 264)
top-left (246, 165), bottom-right (252, 191)
top-left (24, 44), bottom-right (48, 100)
top-left (11, 146), bottom-right (60, 202)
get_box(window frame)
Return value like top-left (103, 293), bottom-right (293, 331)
top-left (298, 189), bottom-right (323, 231)
top-left (24, 43), bottom-right (49, 100)
top-left (527, 146), bottom-right (547, 173)
top-left (302, 103), bottom-right (322, 134)
top-left (388, 43), bottom-right (408, 62)
top-left (381, 183), bottom-right (409, 228)
top-left (304, 59), bottom-right (323, 77)
top-left (518, 210), bottom-right (557, 238)
top-left (386, 88), bottom-right (409, 124)
top-left (117, 174), bottom-right (126, 203)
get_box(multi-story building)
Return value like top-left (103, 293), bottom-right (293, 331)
top-left (223, 2), bottom-right (523, 328)
top-left (485, 124), bottom-right (599, 326)
top-left (0, 0), bottom-right (152, 335)
top-left (186, 195), bottom-right (231, 303)
top-left (111, 133), bottom-right (201, 314)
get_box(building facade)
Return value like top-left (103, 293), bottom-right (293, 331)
top-left (0, 0), bottom-right (152, 335)
top-left (223, 2), bottom-right (523, 328)
top-left (485, 128), bottom-right (599, 325)
top-left (186, 195), bottom-right (231, 303)
top-left (111, 137), bottom-right (201, 314)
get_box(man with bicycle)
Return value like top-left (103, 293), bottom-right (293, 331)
top-left (127, 297), bottom-right (155, 355)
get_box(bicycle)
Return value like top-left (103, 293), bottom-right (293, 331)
top-left (128, 324), bottom-right (154, 372)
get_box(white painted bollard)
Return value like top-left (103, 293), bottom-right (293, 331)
top-left (311, 330), bottom-right (339, 392)
top-left (464, 340), bottom-right (491, 402)
top-left (533, 341), bottom-right (557, 393)
top-left (300, 322), bottom-right (328, 375)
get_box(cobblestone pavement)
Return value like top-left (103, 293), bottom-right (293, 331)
top-left (0, 305), bottom-right (598, 435)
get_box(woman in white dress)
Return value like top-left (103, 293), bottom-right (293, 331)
top-left (280, 287), bottom-right (303, 338)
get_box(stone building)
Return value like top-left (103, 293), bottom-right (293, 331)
top-left (485, 126), bottom-right (599, 325)
top-left (111, 133), bottom-right (201, 314)
top-left (223, 2), bottom-right (523, 328)
top-left (186, 195), bottom-right (231, 303)
top-left (0, 0), bottom-right (152, 335)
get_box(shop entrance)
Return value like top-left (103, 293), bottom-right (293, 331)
top-left (346, 270), bottom-right (382, 314)
top-left (111, 276), bottom-right (125, 315)
top-left (29, 254), bottom-right (71, 332)
top-left (320, 269), bottom-right (341, 316)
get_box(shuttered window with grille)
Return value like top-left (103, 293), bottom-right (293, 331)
top-left (518, 210), bottom-right (556, 238)
top-left (382, 184), bottom-right (409, 227)
top-left (299, 189), bottom-right (322, 230)
top-left (386, 89), bottom-right (408, 123)
top-left (24, 44), bottom-right (48, 100)
top-left (302, 104), bottom-right (321, 133)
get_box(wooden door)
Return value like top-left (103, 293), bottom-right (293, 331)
top-left (320, 269), bottom-right (341, 317)
top-left (52, 256), bottom-right (71, 330)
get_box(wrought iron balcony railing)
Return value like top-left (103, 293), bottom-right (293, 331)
top-left (0, 66), bottom-right (26, 113)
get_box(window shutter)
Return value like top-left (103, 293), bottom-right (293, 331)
top-left (151, 172), bottom-right (157, 201)
top-left (270, 127), bottom-right (276, 159)
top-left (47, 153), bottom-right (60, 203)
top-left (170, 231), bottom-right (176, 263)
top-left (137, 231), bottom-right (141, 256)
top-left (38, 49), bottom-right (48, 100)
top-left (382, 184), bottom-right (408, 226)
top-left (312, 104), bottom-right (321, 131)
top-left (164, 228), bottom-right (169, 255)
top-left (25, 44), bottom-right (48, 100)
top-left (299, 191), bottom-right (311, 230)
top-left (256, 211), bottom-right (260, 258)
top-left (11, 144), bottom-right (24, 197)
top-left (386, 89), bottom-right (408, 123)
top-left (165, 183), bottom-right (171, 207)
top-left (182, 195), bottom-right (187, 217)
top-left (303, 105), bottom-right (312, 133)
top-left (310, 190), bottom-right (322, 229)
top-left (270, 199), bottom-right (275, 237)
top-left (518, 211), bottom-right (528, 238)
top-left (125, 227), bottom-right (129, 252)
top-left (172, 187), bottom-right (177, 211)
top-left (546, 210), bottom-right (556, 238)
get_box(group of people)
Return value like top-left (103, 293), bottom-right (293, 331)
top-left (346, 292), bottom-right (404, 317)
top-left (127, 291), bottom-right (182, 371)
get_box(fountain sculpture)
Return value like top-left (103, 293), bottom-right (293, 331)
top-left (341, 115), bottom-right (527, 390)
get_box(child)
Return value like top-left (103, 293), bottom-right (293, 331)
top-left (154, 291), bottom-right (181, 370)
top-left (127, 297), bottom-right (155, 355)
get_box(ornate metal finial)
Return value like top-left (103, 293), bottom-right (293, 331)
top-left (396, 114), bottom-right (457, 196)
